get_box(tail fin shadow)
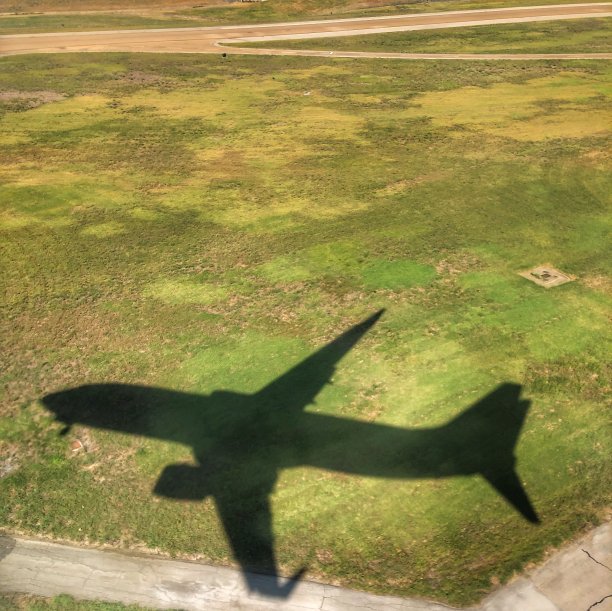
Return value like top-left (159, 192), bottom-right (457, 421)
top-left (446, 383), bottom-right (539, 523)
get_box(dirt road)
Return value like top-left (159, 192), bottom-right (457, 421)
top-left (1, 3), bottom-right (611, 59)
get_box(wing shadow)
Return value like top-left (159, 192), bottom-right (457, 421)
top-left (42, 310), bottom-right (538, 598)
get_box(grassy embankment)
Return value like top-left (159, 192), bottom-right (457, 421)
top-left (237, 17), bottom-right (612, 54)
top-left (0, 51), bottom-right (610, 605)
top-left (0, 0), bottom-right (600, 34)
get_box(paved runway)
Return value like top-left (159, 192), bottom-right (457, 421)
top-left (1, 3), bottom-right (611, 59)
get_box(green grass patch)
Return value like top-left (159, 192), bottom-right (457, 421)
top-left (0, 593), bottom-right (161, 610)
top-left (144, 278), bottom-right (231, 306)
top-left (238, 17), bottom-right (612, 55)
top-left (361, 259), bottom-right (436, 289)
top-left (0, 51), bottom-right (610, 606)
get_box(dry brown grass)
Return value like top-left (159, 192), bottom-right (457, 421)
top-left (2, 0), bottom-right (401, 15)
top-left (2, 0), bottom-right (212, 14)
top-left (0, 90), bottom-right (66, 111)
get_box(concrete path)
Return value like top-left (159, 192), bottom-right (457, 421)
top-left (1, 523), bottom-right (610, 610)
top-left (1, 4), bottom-right (611, 59)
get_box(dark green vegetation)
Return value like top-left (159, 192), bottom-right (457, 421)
top-left (0, 0), bottom-right (595, 34)
top-left (0, 593), bottom-right (159, 610)
top-left (241, 17), bottom-right (612, 54)
top-left (0, 51), bottom-right (610, 605)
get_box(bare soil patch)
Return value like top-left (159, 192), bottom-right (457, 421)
top-left (120, 71), bottom-right (167, 86)
top-left (0, 90), bottom-right (66, 109)
top-left (581, 274), bottom-right (612, 294)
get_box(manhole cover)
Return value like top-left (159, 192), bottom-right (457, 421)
top-left (519, 265), bottom-right (574, 288)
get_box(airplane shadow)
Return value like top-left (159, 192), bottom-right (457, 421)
top-left (42, 310), bottom-right (539, 598)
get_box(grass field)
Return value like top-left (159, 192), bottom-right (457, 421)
top-left (0, 594), bottom-right (155, 610)
top-left (239, 17), bottom-right (612, 54)
top-left (0, 0), bottom-right (600, 34)
top-left (0, 50), bottom-right (610, 606)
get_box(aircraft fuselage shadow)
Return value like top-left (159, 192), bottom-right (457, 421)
top-left (42, 310), bottom-right (539, 598)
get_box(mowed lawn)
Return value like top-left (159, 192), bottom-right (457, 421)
top-left (0, 52), bottom-right (610, 605)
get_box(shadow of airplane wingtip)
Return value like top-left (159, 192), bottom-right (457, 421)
top-left (368, 308), bottom-right (386, 323)
top-left (244, 566), bottom-right (308, 598)
top-left (522, 500), bottom-right (541, 525)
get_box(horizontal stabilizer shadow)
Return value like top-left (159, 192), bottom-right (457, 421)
top-left (484, 469), bottom-right (539, 524)
top-left (42, 310), bottom-right (539, 598)
top-left (442, 383), bottom-right (539, 523)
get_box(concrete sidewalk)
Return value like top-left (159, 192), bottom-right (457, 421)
top-left (0, 523), bottom-right (610, 610)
